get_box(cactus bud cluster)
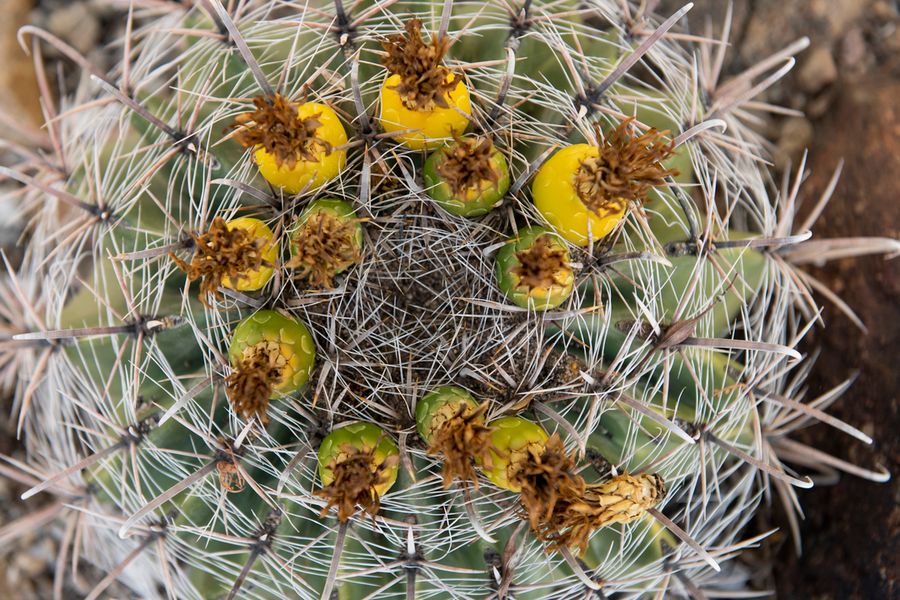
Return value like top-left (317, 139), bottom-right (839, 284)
top-left (0, 1), bottom-right (894, 599)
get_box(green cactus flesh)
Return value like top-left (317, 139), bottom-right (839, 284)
top-left (1, 1), bottom-right (893, 599)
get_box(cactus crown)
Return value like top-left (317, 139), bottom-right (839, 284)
top-left (0, 1), bottom-right (894, 599)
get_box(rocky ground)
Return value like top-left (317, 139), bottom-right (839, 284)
top-left (661, 2), bottom-right (900, 598)
top-left (1, 0), bottom-right (897, 598)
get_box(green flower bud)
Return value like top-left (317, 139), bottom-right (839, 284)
top-left (416, 385), bottom-right (479, 444)
top-left (495, 226), bottom-right (575, 310)
top-left (483, 416), bottom-right (548, 491)
top-left (423, 136), bottom-right (510, 217)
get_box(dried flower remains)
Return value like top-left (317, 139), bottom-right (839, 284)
top-left (510, 434), bottom-right (664, 556)
top-left (231, 94), bottom-right (332, 169)
top-left (536, 473), bottom-right (665, 556)
top-left (382, 19), bottom-right (459, 111)
top-left (513, 235), bottom-right (570, 291)
top-left (436, 136), bottom-right (500, 197)
top-left (286, 211), bottom-right (361, 288)
top-left (171, 217), bottom-right (268, 307)
top-left (511, 434), bottom-right (585, 532)
top-left (316, 445), bottom-right (399, 522)
top-left (575, 118), bottom-right (678, 217)
top-left (225, 341), bottom-right (286, 425)
top-left (427, 401), bottom-right (495, 488)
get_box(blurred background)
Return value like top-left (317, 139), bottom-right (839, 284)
top-left (0, 1), bottom-right (897, 597)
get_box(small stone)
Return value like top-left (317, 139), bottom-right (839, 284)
top-left (886, 26), bottom-right (900, 55)
top-left (872, 1), bottom-right (897, 19)
top-left (774, 117), bottom-right (814, 171)
top-left (47, 4), bottom-right (100, 55)
top-left (13, 552), bottom-right (44, 577)
top-left (841, 27), bottom-right (867, 70)
top-left (0, 0), bottom-right (42, 129)
top-left (806, 88), bottom-right (836, 119)
top-left (31, 537), bottom-right (55, 564)
top-left (798, 46), bottom-right (838, 94)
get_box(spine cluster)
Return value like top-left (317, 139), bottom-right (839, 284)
top-left (0, 1), bottom-right (893, 599)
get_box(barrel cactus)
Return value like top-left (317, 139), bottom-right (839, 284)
top-left (1, 1), bottom-right (895, 598)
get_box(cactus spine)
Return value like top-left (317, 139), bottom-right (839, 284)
top-left (0, 1), bottom-right (895, 599)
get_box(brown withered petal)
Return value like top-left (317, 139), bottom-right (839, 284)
top-left (381, 18), bottom-right (459, 111)
top-left (230, 94), bottom-right (331, 169)
top-left (537, 473), bottom-right (666, 556)
top-left (511, 434), bottom-right (585, 532)
top-left (286, 211), bottom-right (361, 289)
top-left (427, 401), bottom-right (495, 489)
top-left (216, 459), bottom-right (246, 493)
top-left (171, 217), bottom-right (267, 307)
top-left (436, 135), bottom-right (500, 197)
top-left (224, 341), bottom-right (286, 426)
top-left (513, 235), bottom-right (570, 291)
top-left (575, 118), bottom-right (678, 216)
top-left (316, 446), bottom-right (400, 522)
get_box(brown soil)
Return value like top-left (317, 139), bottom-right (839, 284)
top-left (656, 1), bottom-right (899, 596)
top-left (773, 74), bottom-right (900, 600)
